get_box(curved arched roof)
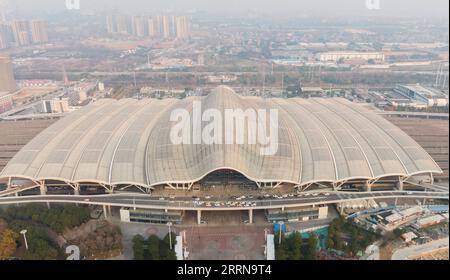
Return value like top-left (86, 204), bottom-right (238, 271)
top-left (0, 86), bottom-right (442, 188)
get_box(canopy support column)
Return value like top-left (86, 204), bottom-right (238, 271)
top-left (396, 178), bottom-right (404, 191)
top-left (39, 180), bottom-right (47, 195)
top-left (197, 210), bottom-right (202, 225)
top-left (72, 184), bottom-right (78, 195)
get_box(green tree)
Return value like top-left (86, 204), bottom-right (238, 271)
top-left (160, 233), bottom-right (177, 260)
top-left (274, 232), bottom-right (288, 260)
top-left (304, 233), bottom-right (319, 260)
top-left (146, 235), bottom-right (160, 260)
top-left (132, 235), bottom-right (145, 260)
top-left (326, 236), bottom-right (335, 249)
top-left (286, 232), bottom-right (302, 260)
top-left (23, 238), bottom-right (59, 260)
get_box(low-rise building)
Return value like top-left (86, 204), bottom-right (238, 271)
top-left (394, 84), bottom-right (448, 107)
top-left (318, 52), bottom-right (385, 62)
top-left (401, 232), bottom-right (418, 243)
top-left (266, 205), bottom-right (328, 223)
top-left (413, 214), bottom-right (448, 229)
top-left (0, 93), bottom-right (13, 114)
top-left (38, 98), bottom-right (70, 113)
top-left (120, 208), bottom-right (184, 224)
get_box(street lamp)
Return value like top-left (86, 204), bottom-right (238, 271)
top-left (167, 222), bottom-right (173, 250)
top-left (277, 221), bottom-right (284, 245)
top-left (20, 229), bottom-right (28, 250)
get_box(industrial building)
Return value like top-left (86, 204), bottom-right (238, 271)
top-left (394, 84), bottom-right (448, 107)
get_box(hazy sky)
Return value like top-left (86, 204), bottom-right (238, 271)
top-left (4, 0), bottom-right (450, 19)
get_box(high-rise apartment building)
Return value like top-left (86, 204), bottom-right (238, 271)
top-left (115, 15), bottom-right (130, 35)
top-left (161, 15), bottom-right (171, 38)
top-left (106, 15), bottom-right (116, 34)
top-left (0, 22), bottom-right (10, 49)
top-left (107, 14), bottom-right (190, 39)
top-left (30, 20), bottom-right (49, 44)
top-left (147, 18), bottom-right (156, 37)
top-left (132, 16), bottom-right (147, 37)
top-left (0, 56), bottom-right (17, 92)
top-left (11, 20), bottom-right (30, 46)
top-left (153, 15), bottom-right (164, 37)
top-left (175, 16), bottom-right (190, 38)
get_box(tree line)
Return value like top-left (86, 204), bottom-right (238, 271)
top-left (326, 217), bottom-right (378, 257)
top-left (0, 204), bottom-right (92, 260)
top-left (132, 233), bottom-right (177, 260)
top-left (275, 231), bottom-right (319, 260)
top-left (0, 204), bottom-right (90, 234)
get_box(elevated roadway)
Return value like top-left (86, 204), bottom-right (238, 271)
top-left (0, 190), bottom-right (447, 211)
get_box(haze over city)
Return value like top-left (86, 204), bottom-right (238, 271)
top-left (3, 0), bottom-right (450, 19)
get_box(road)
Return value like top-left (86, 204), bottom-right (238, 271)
top-left (365, 244), bottom-right (380, 260)
top-left (405, 181), bottom-right (449, 193)
top-left (391, 238), bottom-right (449, 260)
top-left (377, 111), bottom-right (449, 120)
top-left (0, 190), bottom-right (447, 211)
